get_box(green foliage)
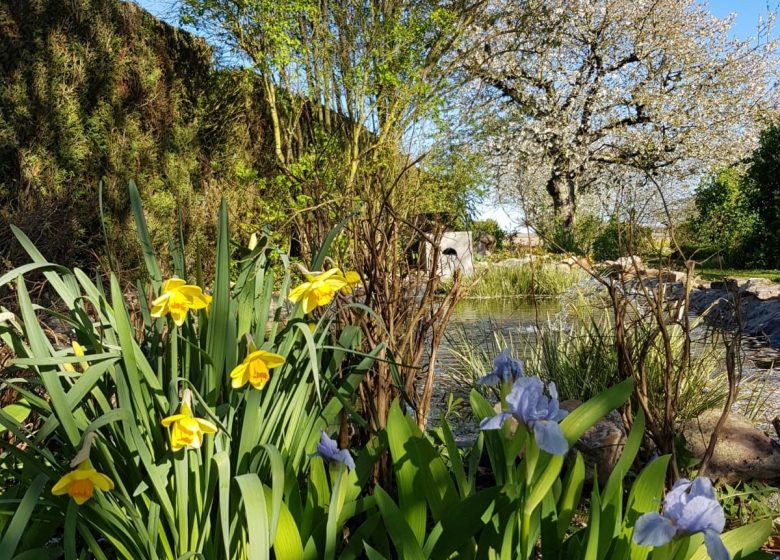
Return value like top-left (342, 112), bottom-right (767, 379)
top-left (464, 263), bottom-right (585, 298)
top-left (472, 219), bottom-right (506, 249)
top-left (0, 187), bottom-right (380, 558)
top-left (717, 482), bottom-right (780, 529)
top-left (548, 214), bottom-right (604, 255)
top-left (684, 168), bottom-right (756, 266)
top-left (0, 218), bottom-right (770, 559)
top-left (592, 217), bottom-right (653, 261)
top-left (747, 122), bottom-right (780, 267)
top-left (0, 0), bottom-right (333, 274)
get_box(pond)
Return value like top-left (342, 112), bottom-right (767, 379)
top-left (431, 294), bottom-right (780, 443)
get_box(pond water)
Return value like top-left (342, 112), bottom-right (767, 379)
top-left (431, 294), bottom-right (780, 443)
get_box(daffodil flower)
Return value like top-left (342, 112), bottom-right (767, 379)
top-left (230, 349), bottom-right (285, 390)
top-left (336, 270), bottom-right (362, 294)
top-left (52, 460), bottom-right (114, 505)
top-left (150, 278), bottom-right (212, 326)
top-left (161, 401), bottom-right (217, 452)
top-left (288, 268), bottom-right (348, 314)
top-left (63, 341), bottom-right (88, 373)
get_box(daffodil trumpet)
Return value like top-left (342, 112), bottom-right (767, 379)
top-left (52, 460), bottom-right (114, 505)
top-left (230, 348), bottom-right (285, 390)
top-left (150, 278), bottom-right (212, 326)
top-left (161, 395), bottom-right (218, 452)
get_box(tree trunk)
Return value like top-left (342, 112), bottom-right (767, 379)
top-left (546, 174), bottom-right (577, 236)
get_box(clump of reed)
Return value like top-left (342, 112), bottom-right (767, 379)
top-left (463, 263), bottom-right (586, 298)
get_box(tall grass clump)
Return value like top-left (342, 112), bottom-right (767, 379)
top-left (464, 263), bottom-right (585, 298)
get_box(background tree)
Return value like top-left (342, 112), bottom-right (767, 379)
top-left (466, 0), bottom-right (778, 239)
top-left (179, 0), bottom-right (484, 437)
top-left (690, 168), bottom-right (756, 263)
top-left (746, 122), bottom-right (780, 266)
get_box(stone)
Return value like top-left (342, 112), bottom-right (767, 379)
top-left (615, 255), bottom-right (645, 273)
top-left (682, 409), bottom-right (780, 485)
top-left (658, 270), bottom-right (687, 284)
top-left (560, 399), bottom-right (627, 484)
top-left (690, 279), bottom-right (780, 348)
top-left (476, 233), bottom-right (496, 255)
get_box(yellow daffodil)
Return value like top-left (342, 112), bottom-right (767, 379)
top-left (161, 401), bottom-right (217, 452)
top-left (288, 268), bottom-right (347, 314)
top-left (336, 270), bottom-right (362, 294)
top-left (230, 349), bottom-right (285, 390)
top-left (52, 460), bottom-right (114, 505)
top-left (150, 278), bottom-right (212, 326)
top-left (63, 341), bottom-right (88, 373)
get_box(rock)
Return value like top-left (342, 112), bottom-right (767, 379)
top-left (560, 400), bottom-right (627, 484)
top-left (615, 255), bottom-right (645, 273)
top-left (575, 257), bottom-right (593, 272)
top-left (555, 263), bottom-right (571, 274)
top-left (742, 279), bottom-right (780, 301)
top-left (690, 279), bottom-right (780, 349)
top-left (682, 409), bottom-right (780, 485)
top-left (658, 270), bottom-right (687, 284)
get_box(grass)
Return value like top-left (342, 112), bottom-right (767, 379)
top-left (462, 263), bottom-right (586, 298)
top-left (698, 268), bottom-right (780, 283)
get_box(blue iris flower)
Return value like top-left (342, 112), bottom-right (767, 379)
top-left (479, 375), bottom-right (569, 455)
top-left (312, 430), bottom-right (356, 470)
top-left (476, 349), bottom-right (525, 386)
top-left (633, 477), bottom-right (728, 560)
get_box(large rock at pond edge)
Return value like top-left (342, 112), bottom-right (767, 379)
top-left (560, 400), bottom-right (627, 485)
top-left (682, 409), bottom-right (780, 485)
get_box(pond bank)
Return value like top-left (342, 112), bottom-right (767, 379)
top-left (691, 277), bottom-right (780, 352)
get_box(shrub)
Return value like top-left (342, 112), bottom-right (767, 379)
top-left (472, 218), bottom-right (506, 250)
top-left (746, 122), bottom-right (780, 267)
top-left (592, 216), bottom-right (653, 261)
top-left (547, 214), bottom-right (605, 255)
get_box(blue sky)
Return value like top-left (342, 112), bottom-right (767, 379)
top-left (133, 0), bottom-right (778, 230)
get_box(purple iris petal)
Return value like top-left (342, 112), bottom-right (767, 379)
top-left (633, 476), bottom-right (728, 559)
top-left (479, 373), bottom-right (569, 455)
top-left (476, 349), bottom-right (525, 386)
top-left (479, 412), bottom-right (513, 431)
top-left (677, 497), bottom-right (725, 534)
top-left (533, 420), bottom-right (568, 456)
top-left (690, 477), bottom-right (716, 500)
top-left (313, 430), bottom-right (355, 470)
top-left (704, 529), bottom-right (730, 560)
top-left (634, 512), bottom-right (677, 547)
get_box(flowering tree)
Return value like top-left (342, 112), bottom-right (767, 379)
top-left (467, 0), bottom-right (778, 237)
